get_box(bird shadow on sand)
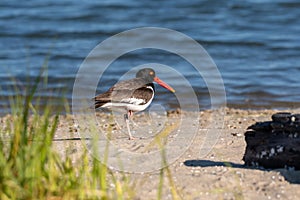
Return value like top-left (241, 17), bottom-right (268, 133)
top-left (184, 159), bottom-right (300, 184)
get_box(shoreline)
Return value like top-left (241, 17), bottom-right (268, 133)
top-left (1, 105), bottom-right (300, 117)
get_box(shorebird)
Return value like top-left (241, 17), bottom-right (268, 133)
top-left (94, 68), bottom-right (175, 140)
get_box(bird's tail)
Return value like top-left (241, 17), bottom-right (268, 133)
top-left (94, 97), bottom-right (111, 109)
top-left (94, 100), bottom-right (108, 109)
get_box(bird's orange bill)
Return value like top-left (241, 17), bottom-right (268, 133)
top-left (154, 77), bottom-right (175, 93)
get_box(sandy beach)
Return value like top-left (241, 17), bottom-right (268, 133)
top-left (2, 108), bottom-right (298, 199)
top-left (32, 108), bottom-right (298, 200)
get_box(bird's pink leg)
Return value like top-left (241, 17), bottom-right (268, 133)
top-left (128, 110), bottom-right (133, 117)
top-left (124, 110), bottom-right (135, 140)
top-left (127, 110), bottom-right (138, 126)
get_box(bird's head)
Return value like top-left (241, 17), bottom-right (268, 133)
top-left (136, 68), bottom-right (156, 82)
top-left (136, 68), bottom-right (175, 93)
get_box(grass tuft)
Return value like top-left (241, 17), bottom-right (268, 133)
top-left (0, 64), bottom-right (134, 199)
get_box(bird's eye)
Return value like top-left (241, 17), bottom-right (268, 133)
top-left (149, 71), bottom-right (154, 75)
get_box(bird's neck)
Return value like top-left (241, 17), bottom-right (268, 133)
top-left (146, 83), bottom-right (155, 92)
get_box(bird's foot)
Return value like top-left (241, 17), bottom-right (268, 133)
top-left (128, 136), bottom-right (137, 140)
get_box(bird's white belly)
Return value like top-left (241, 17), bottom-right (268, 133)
top-left (126, 97), bottom-right (154, 112)
top-left (102, 96), bottom-right (154, 112)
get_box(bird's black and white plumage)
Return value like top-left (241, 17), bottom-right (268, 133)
top-left (94, 68), bottom-right (175, 140)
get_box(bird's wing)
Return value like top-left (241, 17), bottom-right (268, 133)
top-left (110, 83), bottom-right (153, 104)
top-left (94, 78), bottom-right (150, 108)
top-left (122, 85), bottom-right (154, 105)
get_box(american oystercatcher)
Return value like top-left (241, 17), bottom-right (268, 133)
top-left (94, 68), bottom-right (175, 140)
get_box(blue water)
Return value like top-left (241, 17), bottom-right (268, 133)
top-left (0, 0), bottom-right (300, 113)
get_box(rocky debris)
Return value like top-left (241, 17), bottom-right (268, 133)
top-left (243, 112), bottom-right (300, 170)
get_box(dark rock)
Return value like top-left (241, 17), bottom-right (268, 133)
top-left (243, 112), bottom-right (300, 170)
top-left (271, 112), bottom-right (291, 123)
top-left (247, 121), bottom-right (272, 131)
